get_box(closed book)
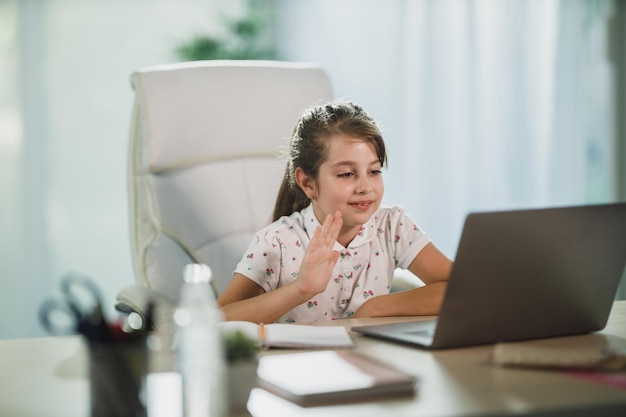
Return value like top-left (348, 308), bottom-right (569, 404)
top-left (257, 350), bottom-right (417, 406)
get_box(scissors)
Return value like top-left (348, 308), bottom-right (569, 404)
top-left (39, 272), bottom-right (111, 342)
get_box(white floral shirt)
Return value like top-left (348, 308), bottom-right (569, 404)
top-left (234, 204), bottom-right (430, 322)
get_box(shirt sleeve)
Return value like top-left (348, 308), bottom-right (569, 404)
top-left (387, 206), bottom-right (431, 269)
top-left (233, 230), bottom-right (283, 293)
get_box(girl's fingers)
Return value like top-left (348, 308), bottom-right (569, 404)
top-left (297, 211), bottom-right (343, 295)
top-left (330, 211), bottom-right (342, 239)
top-left (322, 212), bottom-right (341, 249)
top-left (309, 211), bottom-right (342, 253)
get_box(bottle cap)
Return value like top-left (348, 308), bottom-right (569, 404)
top-left (183, 263), bottom-right (212, 284)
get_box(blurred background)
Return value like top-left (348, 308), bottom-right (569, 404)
top-left (1, 0), bottom-right (625, 339)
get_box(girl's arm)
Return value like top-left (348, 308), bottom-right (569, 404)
top-left (352, 242), bottom-right (452, 318)
top-left (217, 211), bottom-right (343, 323)
top-left (216, 273), bottom-right (316, 323)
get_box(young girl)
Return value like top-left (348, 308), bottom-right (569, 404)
top-left (217, 101), bottom-right (452, 323)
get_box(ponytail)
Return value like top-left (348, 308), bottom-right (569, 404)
top-left (272, 166), bottom-right (310, 221)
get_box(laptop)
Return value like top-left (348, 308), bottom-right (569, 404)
top-left (352, 203), bottom-right (626, 349)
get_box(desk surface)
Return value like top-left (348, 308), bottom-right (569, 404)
top-left (2, 301), bottom-right (625, 417)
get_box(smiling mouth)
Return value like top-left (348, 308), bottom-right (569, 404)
top-left (350, 201), bottom-right (373, 210)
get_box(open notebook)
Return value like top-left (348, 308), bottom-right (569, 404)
top-left (218, 321), bottom-right (353, 348)
top-left (352, 203), bottom-right (626, 349)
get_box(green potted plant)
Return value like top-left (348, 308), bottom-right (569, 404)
top-left (223, 330), bottom-right (260, 412)
top-left (175, 0), bottom-right (275, 61)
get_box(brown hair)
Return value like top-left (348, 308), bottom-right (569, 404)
top-left (272, 100), bottom-right (388, 221)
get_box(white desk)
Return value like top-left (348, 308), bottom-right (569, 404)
top-left (1, 301), bottom-right (625, 417)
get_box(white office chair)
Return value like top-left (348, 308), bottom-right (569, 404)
top-left (116, 60), bottom-right (333, 329)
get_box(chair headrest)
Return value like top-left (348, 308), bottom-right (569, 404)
top-left (131, 60), bottom-right (333, 174)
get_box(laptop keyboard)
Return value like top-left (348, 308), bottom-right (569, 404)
top-left (404, 329), bottom-right (435, 338)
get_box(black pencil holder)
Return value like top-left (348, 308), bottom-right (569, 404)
top-left (88, 337), bottom-right (148, 417)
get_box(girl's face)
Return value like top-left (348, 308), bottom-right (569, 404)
top-left (298, 134), bottom-right (384, 246)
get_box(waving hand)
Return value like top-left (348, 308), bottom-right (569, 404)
top-left (295, 211), bottom-right (343, 297)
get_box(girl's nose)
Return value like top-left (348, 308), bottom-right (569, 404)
top-left (356, 177), bottom-right (373, 194)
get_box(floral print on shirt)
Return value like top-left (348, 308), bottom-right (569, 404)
top-left (234, 204), bottom-right (430, 323)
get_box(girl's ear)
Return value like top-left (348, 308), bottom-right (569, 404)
top-left (294, 167), bottom-right (317, 200)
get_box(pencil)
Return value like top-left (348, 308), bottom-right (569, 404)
top-left (258, 322), bottom-right (266, 346)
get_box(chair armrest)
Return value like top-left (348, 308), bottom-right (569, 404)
top-left (116, 284), bottom-right (176, 331)
top-left (390, 269), bottom-right (426, 293)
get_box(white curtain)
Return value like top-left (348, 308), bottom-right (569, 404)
top-left (275, 0), bottom-right (616, 258)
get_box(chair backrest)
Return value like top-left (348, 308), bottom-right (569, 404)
top-left (128, 60), bottom-right (333, 302)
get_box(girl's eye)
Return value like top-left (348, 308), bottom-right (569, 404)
top-left (338, 172), bottom-right (353, 178)
top-left (370, 169), bottom-right (382, 175)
